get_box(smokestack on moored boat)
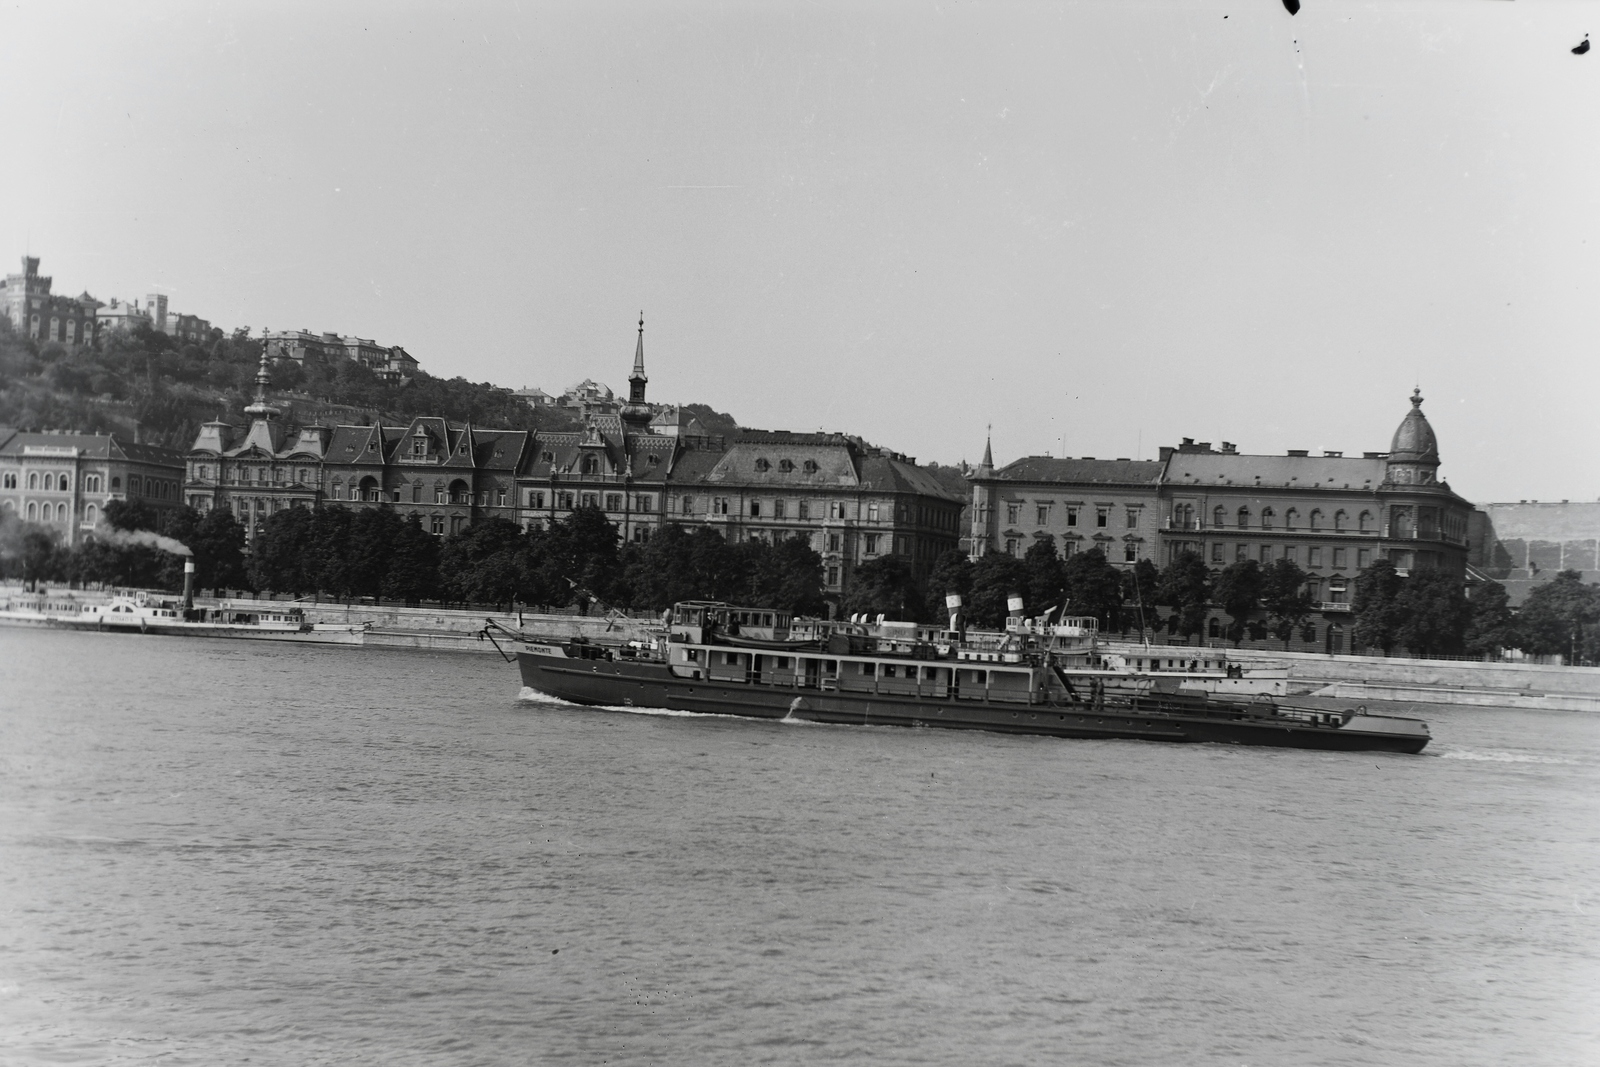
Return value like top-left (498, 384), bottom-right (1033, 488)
top-left (183, 559), bottom-right (196, 610)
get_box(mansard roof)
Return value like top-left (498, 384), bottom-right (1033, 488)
top-left (1164, 451), bottom-right (1387, 491)
top-left (857, 454), bottom-right (963, 501)
top-left (990, 456), bottom-right (1165, 486)
top-left (1, 430), bottom-right (182, 467)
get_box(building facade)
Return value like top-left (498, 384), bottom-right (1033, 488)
top-left (184, 354), bottom-right (329, 538)
top-left (0, 427), bottom-right (185, 544)
top-left (265, 329), bottom-right (419, 380)
top-left (1, 257), bottom-right (100, 350)
top-left (967, 391), bottom-right (1475, 649)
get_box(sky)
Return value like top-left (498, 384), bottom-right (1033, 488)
top-left (1, 0), bottom-right (1595, 504)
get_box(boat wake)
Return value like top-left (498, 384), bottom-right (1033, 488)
top-left (1436, 748), bottom-right (1578, 765)
top-left (515, 687), bottom-right (724, 719)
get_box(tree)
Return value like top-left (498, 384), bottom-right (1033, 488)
top-left (1352, 558), bottom-right (1404, 654)
top-left (382, 515), bottom-right (441, 606)
top-left (842, 555), bottom-right (922, 620)
top-left (165, 505), bottom-right (248, 593)
top-left (532, 505), bottom-right (619, 612)
top-left (103, 498), bottom-right (158, 532)
top-left (1157, 551), bottom-right (1211, 643)
top-left (926, 549), bottom-right (974, 623)
top-left (1463, 580), bottom-right (1519, 658)
top-left (440, 516), bottom-right (526, 612)
top-left (1393, 569), bottom-right (1471, 657)
top-left (968, 552), bottom-right (1027, 628)
top-left (1022, 536), bottom-right (1065, 616)
top-left (758, 534), bottom-right (827, 616)
top-left (1120, 557), bottom-right (1162, 635)
top-left (249, 506), bottom-right (316, 596)
top-left (347, 506), bottom-right (405, 601)
top-left (1212, 559), bottom-right (1265, 646)
top-left (1062, 548), bottom-right (1126, 630)
top-left (307, 505), bottom-right (356, 601)
top-left (1260, 558), bottom-right (1314, 650)
top-left (1517, 570), bottom-right (1600, 664)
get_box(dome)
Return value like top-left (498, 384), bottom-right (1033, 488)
top-left (1389, 388), bottom-right (1439, 465)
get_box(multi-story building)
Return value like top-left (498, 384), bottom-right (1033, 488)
top-left (265, 329), bottom-right (419, 380)
top-left (967, 390), bottom-right (1474, 651)
top-left (516, 318), bottom-right (673, 543)
top-left (184, 354), bottom-right (329, 538)
top-left (968, 440), bottom-right (1165, 565)
top-left (322, 417), bottom-right (529, 536)
top-left (0, 427), bottom-right (185, 544)
top-left (1, 258), bottom-right (100, 350)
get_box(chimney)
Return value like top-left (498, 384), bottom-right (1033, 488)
top-left (946, 593), bottom-right (963, 635)
top-left (182, 559), bottom-right (196, 610)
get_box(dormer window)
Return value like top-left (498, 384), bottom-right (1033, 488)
top-left (366, 441), bottom-right (376, 453)
top-left (541, 451), bottom-right (554, 463)
top-left (778, 458), bottom-right (794, 473)
top-left (803, 460), bottom-right (818, 474)
top-left (411, 436), bottom-right (427, 456)
top-left (754, 458), bottom-right (771, 472)
top-left (646, 454), bottom-right (659, 466)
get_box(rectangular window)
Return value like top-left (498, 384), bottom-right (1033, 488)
top-left (1036, 504), bottom-right (1051, 525)
top-left (829, 501), bottom-right (845, 520)
top-left (605, 493), bottom-right (623, 512)
top-left (1357, 548), bottom-right (1372, 569)
top-left (1066, 507), bottom-right (1078, 527)
top-left (1282, 545), bottom-right (1297, 564)
top-left (497, 488), bottom-right (507, 507)
top-left (638, 494), bottom-right (653, 512)
top-left (529, 491), bottom-right (545, 508)
top-left (1124, 543), bottom-right (1137, 563)
top-left (1006, 503), bottom-right (1020, 525)
top-left (864, 533), bottom-right (880, 555)
top-left (826, 566), bottom-right (839, 587)
top-left (1259, 545), bottom-right (1272, 563)
top-left (1005, 538), bottom-right (1020, 557)
top-left (411, 485), bottom-right (421, 503)
top-left (827, 533), bottom-right (841, 552)
top-left (1126, 509), bottom-right (1139, 528)
top-left (559, 492), bottom-right (575, 510)
top-left (1097, 508), bottom-right (1109, 528)
top-left (582, 493), bottom-right (599, 508)
top-left (680, 496), bottom-right (693, 514)
top-left (434, 487), bottom-right (445, 504)
top-left (774, 499), bottom-right (786, 519)
top-left (798, 500), bottom-right (809, 520)
top-left (750, 500), bottom-right (762, 518)
top-left (868, 503), bottom-right (879, 522)
top-left (430, 515), bottom-right (445, 535)
top-left (1309, 547), bottom-right (1323, 567)
top-left (1332, 547), bottom-right (1347, 569)
top-left (715, 498), bottom-right (730, 515)
top-left (1235, 543), bottom-right (1247, 562)
top-left (1211, 542), bottom-right (1224, 563)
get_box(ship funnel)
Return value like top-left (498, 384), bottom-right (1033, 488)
top-left (946, 593), bottom-right (963, 634)
top-left (1007, 595), bottom-right (1025, 616)
top-left (182, 559), bottom-right (196, 610)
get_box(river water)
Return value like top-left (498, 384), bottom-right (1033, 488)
top-left (1, 627), bottom-right (1596, 1066)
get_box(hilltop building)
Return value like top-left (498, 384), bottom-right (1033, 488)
top-left (1, 257), bottom-right (99, 350)
top-left (0, 427), bottom-right (185, 544)
top-left (265, 329), bottom-right (419, 380)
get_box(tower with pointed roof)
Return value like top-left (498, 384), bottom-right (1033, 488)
top-left (1384, 388), bottom-right (1440, 486)
top-left (620, 313), bottom-right (653, 437)
top-left (968, 427), bottom-right (997, 559)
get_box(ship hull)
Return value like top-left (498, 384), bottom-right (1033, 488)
top-left (516, 649), bottom-right (1429, 754)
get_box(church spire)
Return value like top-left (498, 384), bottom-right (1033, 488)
top-left (978, 425), bottom-right (994, 475)
top-left (620, 312), bottom-right (653, 436)
top-left (244, 327), bottom-right (280, 420)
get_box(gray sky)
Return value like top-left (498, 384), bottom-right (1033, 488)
top-left (3, 1), bottom-right (1595, 503)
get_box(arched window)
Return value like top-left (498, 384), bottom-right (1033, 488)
top-left (450, 479), bottom-right (470, 505)
top-left (26, 502), bottom-right (37, 520)
top-left (331, 478), bottom-right (343, 499)
top-left (56, 503), bottom-right (68, 521)
top-left (1, 499), bottom-right (12, 511)
top-left (85, 503), bottom-right (97, 523)
top-left (84, 474), bottom-right (100, 493)
top-left (1309, 509), bottom-right (1322, 531)
top-left (1212, 505), bottom-right (1226, 528)
top-left (581, 454), bottom-right (599, 475)
top-left (2, 473), bottom-right (14, 489)
top-left (130, 476), bottom-right (142, 494)
top-left (1261, 507), bottom-right (1274, 529)
top-left (359, 476), bottom-right (381, 502)
top-left (111, 477), bottom-right (121, 490)
top-left (1237, 507), bottom-right (1250, 528)
top-left (1208, 617), bottom-right (1221, 638)
top-left (1358, 510), bottom-right (1372, 532)
top-left (1285, 508), bottom-right (1298, 529)
top-left (1333, 510), bottom-right (1347, 532)
top-left (27, 472), bottom-right (37, 490)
